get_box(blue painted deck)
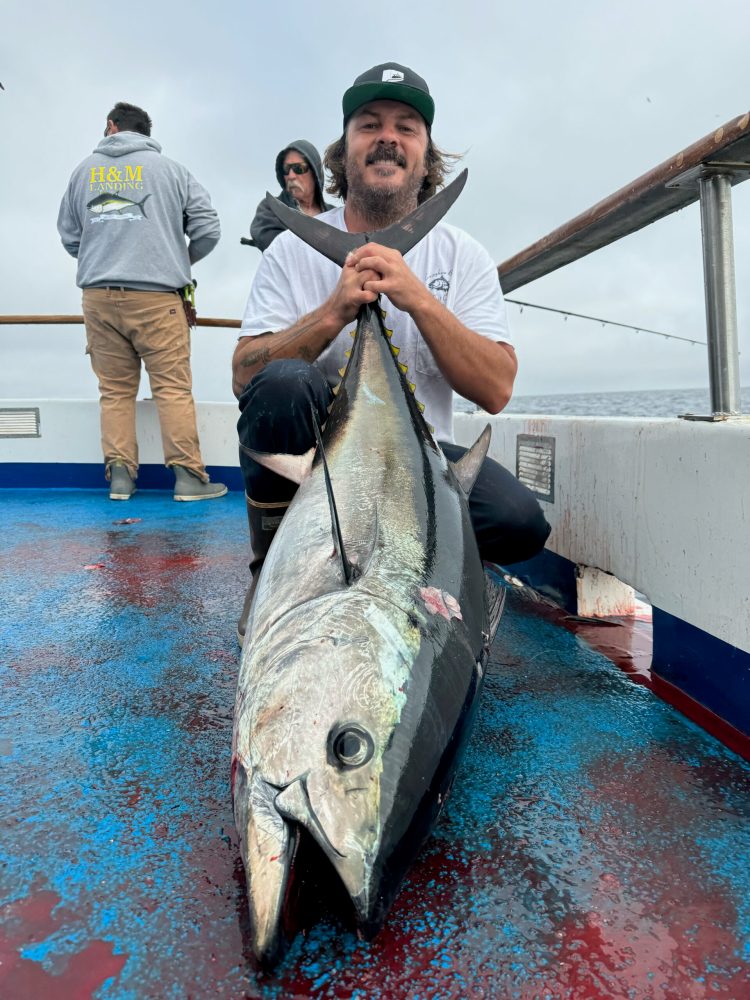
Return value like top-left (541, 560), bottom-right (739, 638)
top-left (2, 489), bottom-right (749, 998)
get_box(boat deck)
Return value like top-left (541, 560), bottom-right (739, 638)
top-left (2, 490), bottom-right (749, 999)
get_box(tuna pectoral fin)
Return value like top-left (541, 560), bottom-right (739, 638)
top-left (311, 407), bottom-right (358, 586)
top-left (449, 423), bottom-right (492, 495)
top-left (236, 772), bottom-right (297, 965)
top-left (239, 443), bottom-right (315, 485)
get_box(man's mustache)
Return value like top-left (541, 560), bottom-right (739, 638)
top-left (366, 147), bottom-right (407, 168)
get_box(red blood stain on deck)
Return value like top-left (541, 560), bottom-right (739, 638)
top-left (573, 752), bottom-right (750, 997)
top-left (99, 542), bottom-right (203, 608)
top-left (567, 614), bottom-right (653, 680)
top-left (0, 889), bottom-right (127, 999)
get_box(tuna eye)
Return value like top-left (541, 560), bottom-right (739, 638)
top-left (330, 725), bottom-right (374, 768)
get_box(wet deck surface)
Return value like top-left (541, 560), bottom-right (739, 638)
top-left (2, 490), bottom-right (749, 999)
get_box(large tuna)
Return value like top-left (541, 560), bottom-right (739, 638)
top-left (232, 171), bottom-right (505, 965)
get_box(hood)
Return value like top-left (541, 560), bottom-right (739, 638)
top-left (274, 139), bottom-right (329, 210)
top-left (92, 132), bottom-right (162, 158)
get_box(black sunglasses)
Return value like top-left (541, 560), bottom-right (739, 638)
top-left (282, 162), bottom-right (310, 176)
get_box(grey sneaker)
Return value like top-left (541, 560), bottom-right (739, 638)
top-left (173, 465), bottom-right (228, 502)
top-left (109, 461), bottom-right (136, 500)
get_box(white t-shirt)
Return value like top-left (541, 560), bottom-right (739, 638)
top-left (240, 206), bottom-right (511, 442)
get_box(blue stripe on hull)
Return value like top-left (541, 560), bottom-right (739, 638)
top-left (652, 606), bottom-right (750, 738)
top-left (0, 462), bottom-right (245, 491)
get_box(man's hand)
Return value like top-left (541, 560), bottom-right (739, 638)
top-left (327, 252), bottom-right (382, 327)
top-left (348, 243), bottom-right (429, 316)
top-left (346, 241), bottom-right (517, 414)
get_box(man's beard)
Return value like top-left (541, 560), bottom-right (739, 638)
top-left (345, 145), bottom-right (426, 228)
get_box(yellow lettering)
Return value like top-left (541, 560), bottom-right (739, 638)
top-left (106, 166), bottom-right (121, 182)
top-left (125, 165), bottom-right (142, 182)
top-left (89, 167), bottom-right (105, 183)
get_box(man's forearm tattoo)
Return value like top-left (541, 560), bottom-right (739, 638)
top-left (240, 345), bottom-right (273, 369)
top-left (239, 319), bottom-right (336, 371)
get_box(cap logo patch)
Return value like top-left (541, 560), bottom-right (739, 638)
top-left (382, 69), bottom-right (404, 83)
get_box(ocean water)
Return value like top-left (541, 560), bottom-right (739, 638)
top-left (456, 386), bottom-right (750, 418)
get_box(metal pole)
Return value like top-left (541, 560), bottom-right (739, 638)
top-left (698, 173), bottom-right (741, 415)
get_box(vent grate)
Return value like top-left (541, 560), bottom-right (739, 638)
top-left (0, 408), bottom-right (41, 438)
top-left (516, 434), bottom-right (555, 502)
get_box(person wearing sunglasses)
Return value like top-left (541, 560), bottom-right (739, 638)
top-left (249, 140), bottom-right (332, 252)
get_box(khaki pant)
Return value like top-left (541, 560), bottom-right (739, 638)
top-left (82, 287), bottom-right (207, 482)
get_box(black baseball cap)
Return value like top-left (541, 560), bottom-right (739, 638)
top-left (342, 63), bottom-right (435, 128)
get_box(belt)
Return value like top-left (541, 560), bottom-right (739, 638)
top-left (94, 286), bottom-right (178, 293)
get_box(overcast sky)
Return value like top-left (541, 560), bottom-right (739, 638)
top-left (2, 0), bottom-right (749, 404)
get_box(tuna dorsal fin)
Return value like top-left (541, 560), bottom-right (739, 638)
top-left (238, 443), bottom-right (315, 485)
top-left (449, 423), bottom-right (492, 495)
top-left (265, 168), bottom-right (468, 267)
top-left (311, 406), bottom-right (358, 586)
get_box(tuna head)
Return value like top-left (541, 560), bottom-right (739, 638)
top-left (232, 593), bottom-right (444, 965)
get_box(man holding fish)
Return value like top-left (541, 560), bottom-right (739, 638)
top-left (232, 62), bottom-right (550, 641)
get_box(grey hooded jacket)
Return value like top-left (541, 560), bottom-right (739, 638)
top-left (249, 139), bottom-right (333, 252)
top-left (57, 132), bottom-right (220, 291)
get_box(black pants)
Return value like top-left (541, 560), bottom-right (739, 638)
top-left (237, 359), bottom-right (550, 566)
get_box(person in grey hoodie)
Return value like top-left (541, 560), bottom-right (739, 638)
top-left (249, 140), bottom-right (333, 252)
top-left (57, 101), bottom-right (226, 502)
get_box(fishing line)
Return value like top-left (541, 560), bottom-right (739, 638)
top-left (506, 299), bottom-right (706, 347)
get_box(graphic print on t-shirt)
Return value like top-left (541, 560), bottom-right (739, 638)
top-left (427, 270), bottom-right (452, 303)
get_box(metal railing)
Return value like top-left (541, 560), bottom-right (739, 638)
top-left (498, 112), bottom-right (750, 418)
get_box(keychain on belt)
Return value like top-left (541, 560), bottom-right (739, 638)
top-left (181, 281), bottom-right (197, 328)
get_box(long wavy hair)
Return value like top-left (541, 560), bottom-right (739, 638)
top-left (324, 133), bottom-right (461, 204)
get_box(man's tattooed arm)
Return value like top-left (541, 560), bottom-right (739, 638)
top-left (231, 309), bottom-right (341, 398)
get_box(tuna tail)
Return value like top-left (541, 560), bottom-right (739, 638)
top-left (264, 169), bottom-right (468, 265)
top-left (139, 192), bottom-right (152, 218)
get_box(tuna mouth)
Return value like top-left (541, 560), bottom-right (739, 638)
top-left (279, 826), bottom-right (360, 954)
top-left (241, 821), bottom-right (362, 968)
top-left (236, 771), bottom-right (371, 967)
